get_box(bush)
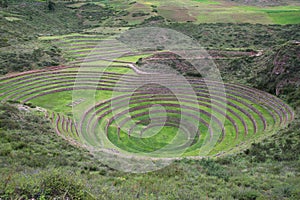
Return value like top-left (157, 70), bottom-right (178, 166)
top-left (132, 11), bottom-right (149, 17)
top-left (197, 159), bottom-right (230, 181)
top-left (0, 0), bottom-right (8, 8)
top-left (40, 169), bottom-right (87, 199)
top-left (1, 169), bottom-right (92, 199)
top-left (48, 0), bottom-right (55, 11)
top-left (232, 188), bottom-right (261, 200)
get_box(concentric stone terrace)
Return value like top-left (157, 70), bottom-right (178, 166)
top-left (0, 65), bottom-right (294, 157)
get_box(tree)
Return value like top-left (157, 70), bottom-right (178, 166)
top-left (0, 0), bottom-right (8, 8)
top-left (48, 0), bottom-right (55, 11)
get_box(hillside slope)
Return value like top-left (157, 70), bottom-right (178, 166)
top-left (250, 42), bottom-right (300, 97)
top-left (221, 41), bottom-right (300, 109)
top-left (0, 0), bottom-right (299, 199)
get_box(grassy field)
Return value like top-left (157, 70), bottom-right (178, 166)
top-left (110, 0), bottom-right (300, 24)
top-left (52, 0), bottom-right (299, 25)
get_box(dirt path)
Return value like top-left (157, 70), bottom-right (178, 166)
top-left (127, 63), bottom-right (156, 75)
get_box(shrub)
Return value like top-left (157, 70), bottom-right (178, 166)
top-left (48, 0), bottom-right (55, 11)
top-left (198, 159), bottom-right (230, 181)
top-left (132, 11), bottom-right (149, 17)
top-left (40, 169), bottom-right (87, 199)
top-left (232, 187), bottom-right (261, 200)
top-left (0, 0), bottom-right (8, 8)
top-left (1, 169), bottom-right (92, 199)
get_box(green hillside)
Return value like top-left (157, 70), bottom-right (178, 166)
top-left (0, 0), bottom-right (299, 199)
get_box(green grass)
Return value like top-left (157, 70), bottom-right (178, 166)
top-left (194, 5), bottom-right (300, 24)
top-left (109, 126), bottom-right (181, 154)
top-left (116, 54), bottom-right (153, 62)
top-left (192, 0), bottom-right (220, 4)
top-left (267, 11), bottom-right (300, 24)
top-left (242, 5), bottom-right (300, 24)
top-left (29, 91), bottom-right (73, 115)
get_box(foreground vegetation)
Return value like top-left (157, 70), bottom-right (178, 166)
top-left (0, 103), bottom-right (299, 199)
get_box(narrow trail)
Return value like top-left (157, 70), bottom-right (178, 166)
top-left (127, 63), bottom-right (156, 75)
